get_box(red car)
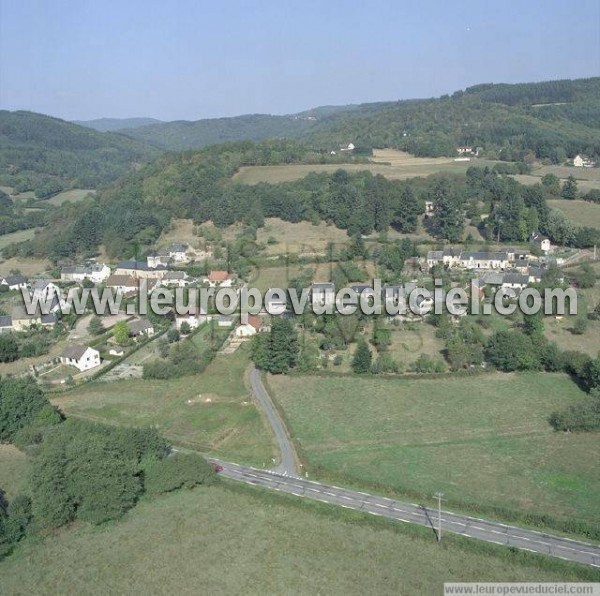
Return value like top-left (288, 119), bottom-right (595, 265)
top-left (211, 463), bottom-right (224, 473)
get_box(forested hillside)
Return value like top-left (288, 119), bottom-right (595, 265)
top-left (0, 111), bottom-right (161, 197)
top-left (120, 78), bottom-right (600, 159)
top-left (8, 137), bottom-right (599, 263)
top-left (73, 117), bottom-right (163, 132)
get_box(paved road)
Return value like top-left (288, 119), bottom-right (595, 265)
top-left (212, 460), bottom-right (600, 568)
top-left (242, 367), bottom-right (600, 568)
top-left (248, 366), bottom-right (298, 476)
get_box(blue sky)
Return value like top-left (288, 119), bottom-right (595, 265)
top-left (1, 0), bottom-right (598, 121)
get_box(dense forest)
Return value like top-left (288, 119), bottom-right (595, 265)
top-left (117, 78), bottom-right (600, 159)
top-left (0, 111), bottom-right (161, 197)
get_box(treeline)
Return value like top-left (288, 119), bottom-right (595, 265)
top-left (0, 110), bottom-right (161, 196)
top-left (0, 377), bottom-right (215, 558)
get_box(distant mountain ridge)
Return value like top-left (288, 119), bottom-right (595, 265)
top-left (73, 117), bottom-right (163, 132)
top-left (111, 77), bottom-right (600, 158)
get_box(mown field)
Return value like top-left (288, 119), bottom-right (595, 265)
top-left (547, 199), bottom-right (600, 228)
top-left (268, 372), bottom-right (600, 526)
top-left (45, 188), bottom-right (95, 206)
top-left (0, 444), bottom-right (30, 499)
top-left (233, 149), bottom-right (498, 185)
top-left (0, 228), bottom-right (38, 250)
top-left (1, 482), bottom-right (595, 595)
top-left (51, 345), bottom-right (276, 466)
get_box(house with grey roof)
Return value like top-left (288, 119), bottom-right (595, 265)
top-left (60, 344), bottom-right (100, 372)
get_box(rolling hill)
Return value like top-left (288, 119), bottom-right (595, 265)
top-left (0, 111), bottom-right (161, 197)
top-left (119, 78), bottom-right (600, 159)
top-left (73, 117), bottom-right (163, 132)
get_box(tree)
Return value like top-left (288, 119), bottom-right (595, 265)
top-left (0, 335), bottom-right (19, 363)
top-left (113, 321), bottom-right (130, 346)
top-left (179, 321), bottom-right (191, 335)
top-left (144, 453), bottom-right (215, 494)
top-left (429, 177), bottom-right (464, 242)
top-left (485, 330), bottom-right (541, 371)
top-left (572, 317), bottom-right (588, 335)
top-left (351, 340), bottom-right (372, 374)
top-left (87, 316), bottom-right (104, 336)
top-left (561, 175), bottom-right (578, 200)
top-left (0, 378), bottom-right (58, 442)
top-left (251, 318), bottom-right (298, 374)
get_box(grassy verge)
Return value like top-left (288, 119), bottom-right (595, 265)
top-left (1, 481), bottom-right (596, 595)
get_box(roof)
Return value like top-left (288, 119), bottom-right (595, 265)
top-left (116, 260), bottom-right (156, 272)
top-left (105, 275), bottom-right (138, 288)
top-left (32, 279), bottom-right (52, 290)
top-left (427, 251), bottom-right (443, 260)
top-left (461, 251), bottom-right (507, 261)
top-left (247, 315), bottom-right (262, 331)
top-left (530, 232), bottom-right (550, 243)
top-left (209, 270), bottom-right (232, 282)
top-left (3, 274), bottom-right (26, 286)
top-left (502, 273), bottom-right (529, 285)
top-left (61, 344), bottom-right (89, 360)
top-left (168, 242), bottom-right (188, 253)
top-left (311, 282), bottom-right (334, 290)
top-left (128, 318), bottom-right (154, 334)
top-left (164, 271), bottom-right (186, 280)
top-left (41, 313), bottom-right (58, 325)
top-left (0, 315), bottom-right (12, 328)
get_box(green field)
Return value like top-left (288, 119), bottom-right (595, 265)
top-left (0, 444), bottom-right (30, 499)
top-left (268, 372), bottom-right (600, 526)
top-left (0, 228), bottom-right (38, 250)
top-left (1, 483), bottom-right (594, 594)
top-left (52, 345), bottom-right (276, 466)
top-left (233, 159), bottom-right (496, 185)
top-left (548, 199), bottom-right (600, 228)
top-left (45, 188), bottom-right (95, 206)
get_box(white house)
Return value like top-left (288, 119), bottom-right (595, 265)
top-left (128, 318), bottom-right (155, 338)
top-left (0, 274), bottom-right (27, 291)
top-left (530, 232), bottom-right (551, 253)
top-left (234, 315), bottom-right (264, 337)
top-left (176, 307), bottom-right (207, 330)
top-left (147, 250), bottom-right (171, 269)
top-left (105, 274), bottom-right (139, 296)
top-left (31, 280), bottom-right (60, 302)
top-left (207, 271), bottom-right (236, 287)
top-left (60, 344), bottom-right (101, 372)
top-left (167, 242), bottom-right (189, 262)
top-left (61, 263), bottom-right (110, 284)
top-left (459, 251), bottom-right (509, 270)
top-left (161, 271), bottom-right (190, 288)
top-left (340, 142), bottom-right (355, 152)
top-left (574, 155), bottom-right (584, 168)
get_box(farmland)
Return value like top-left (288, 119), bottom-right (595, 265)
top-left (233, 149), bottom-right (499, 185)
top-left (0, 483), bottom-right (594, 594)
top-left (268, 372), bottom-right (600, 527)
top-left (547, 199), bottom-right (600, 228)
top-left (45, 188), bottom-right (95, 206)
top-left (0, 228), bottom-right (38, 251)
top-left (51, 345), bottom-right (276, 466)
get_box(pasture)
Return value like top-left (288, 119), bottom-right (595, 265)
top-left (256, 218), bottom-right (350, 255)
top-left (547, 200), bottom-right (600, 229)
top-left (0, 484), bottom-right (593, 593)
top-left (233, 149), bottom-right (498, 185)
top-left (51, 345), bottom-right (276, 466)
top-left (0, 444), bottom-right (30, 499)
top-left (269, 372), bottom-right (600, 527)
top-left (0, 228), bottom-right (38, 251)
top-left (45, 188), bottom-right (95, 206)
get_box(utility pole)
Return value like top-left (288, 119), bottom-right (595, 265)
top-left (434, 492), bottom-right (445, 542)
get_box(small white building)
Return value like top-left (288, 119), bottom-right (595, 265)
top-left (128, 318), bottom-right (155, 338)
top-left (234, 315), bottom-right (264, 338)
top-left (530, 232), bottom-right (551, 253)
top-left (60, 344), bottom-right (101, 372)
top-left (175, 307), bottom-right (207, 330)
top-left (61, 264), bottom-right (111, 283)
top-left (0, 274), bottom-right (27, 291)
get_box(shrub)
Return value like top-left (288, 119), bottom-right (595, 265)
top-left (549, 396), bottom-right (600, 432)
top-left (144, 454), bottom-right (216, 495)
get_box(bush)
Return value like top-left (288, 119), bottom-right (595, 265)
top-left (549, 396), bottom-right (600, 432)
top-left (144, 454), bottom-right (216, 495)
top-left (413, 353), bottom-right (445, 373)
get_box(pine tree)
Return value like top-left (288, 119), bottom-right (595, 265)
top-left (351, 340), bottom-right (372, 374)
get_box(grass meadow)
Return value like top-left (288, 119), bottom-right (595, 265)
top-left (1, 482), bottom-right (595, 594)
top-left (232, 149), bottom-right (499, 185)
top-left (268, 372), bottom-right (600, 528)
top-left (0, 444), bottom-right (30, 499)
top-left (51, 344), bottom-right (276, 466)
top-left (547, 199), bottom-right (600, 228)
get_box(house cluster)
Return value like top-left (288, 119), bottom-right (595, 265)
top-left (573, 155), bottom-right (596, 168)
top-left (426, 235), bottom-right (559, 296)
top-left (456, 146), bottom-right (482, 156)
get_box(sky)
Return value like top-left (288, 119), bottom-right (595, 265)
top-left (1, 0), bottom-right (599, 122)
